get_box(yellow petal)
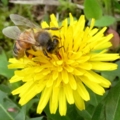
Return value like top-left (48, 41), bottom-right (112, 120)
top-left (19, 84), bottom-right (38, 105)
top-left (37, 87), bottom-right (52, 114)
top-left (41, 21), bottom-right (49, 28)
top-left (69, 74), bottom-right (77, 90)
top-left (9, 75), bottom-right (23, 83)
top-left (59, 86), bottom-right (67, 116)
top-left (79, 62), bottom-right (92, 70)
top-left (64, 84), bottom-right (74, 104)
top-left (62, 70), bottom-right (69, 83)
top-left (90, 18), bottom-right (95, 30)
top-left (90, 53), bottom-right (120, 61)
top-left (91, 62), bottom-right (118, 70)
top-left (88, 71), bottom-right (111, 87)
top-left (69, 13), bottom-right (74, 25)
top-left (49, 87), bottom-right (60, 114)
top-left (50, 14), bottom-right (58, 27)
top-left (73, 90), bottom-right (85, 110)
top-left (80, 76), bottom-right (105, 95)
top-left (76, 78), bottom-right (90, 101)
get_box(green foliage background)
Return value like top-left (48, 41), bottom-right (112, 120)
top-left (0, 0), bottom-right (120, 120)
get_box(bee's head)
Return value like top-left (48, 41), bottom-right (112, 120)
top-left (47, 39), bottom-right (59, 53)
top-left (36, 31), bottom-right (51, 46)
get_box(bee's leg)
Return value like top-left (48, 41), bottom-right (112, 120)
top-left (25, 47), bottom-right (35, 59)
top-left (32, 46), bottom-right (37, 51)
top-left (26, 52), bottom-right (34, 59)
top-left (43, 49), bottom-right (51, 58)
top-left (25, 50), bottom-right (32, 59)
top-left (58, 46), bottom-right (64, 49)
top-left (44, 26), bottom-right (62, 31)
top-left (52, 35), bottom-right (59, 39)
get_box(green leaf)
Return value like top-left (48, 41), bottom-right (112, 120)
top-left (76, 88), bottom-right (110, 120)
top-left (0, 84), bottom-right (11, 93)
top-left (76, 106), bottom-right (93, 120)
top-left (25, 98), bottom-right (39, 113)
top-left (91, 80), bottom-right (120, 120)
top-left (0, 49), bottom-right (14, 78)
top-left (44, 104), bottom-right (83, 120)
top-left (95, 15), bottom-right (116, 27)
top-left (1, 0), bottom-right (8, 6)
top-left (67, 105), bottom-right (84, 120)
top-left (14, 106), bottom-right (26, 120)
top-left (76, 89), bottom-right (105, 120)
top-left (28, 117), bottom-right (44, 120)
top-left (87, 88), bottom-right (103, 107)
top-left (113, 0), bottom-right (120, 11)
top-left (45, 106), bottom-right (70, 120)
top-left (0, 91), bottom-right (19, 119)
top-left (84, 0), bottom-right (102, 19)
top-left (0, 104), bottom-right (14, 120)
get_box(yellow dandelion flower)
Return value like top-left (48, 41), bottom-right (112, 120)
top-left (8, 13), bottom-right (120, 116)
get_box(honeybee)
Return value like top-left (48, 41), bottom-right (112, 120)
top-left (2, 14), bottom-right (61, 59)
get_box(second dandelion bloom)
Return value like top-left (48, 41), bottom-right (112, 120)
top-left (8, 13), bottom-right (119, 116)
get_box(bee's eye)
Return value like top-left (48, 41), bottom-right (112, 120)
top-left (53, 39), bottom-right (59, 45)
top-left (47, 46), bottom-right (54, 53)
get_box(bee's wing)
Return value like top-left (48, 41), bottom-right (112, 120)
top-left (10, 14), bottom-right (39, 28)
top-left (2, 26), bottom-right (21, 40)
top-left (2, 26), bottom-right (36, 44)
